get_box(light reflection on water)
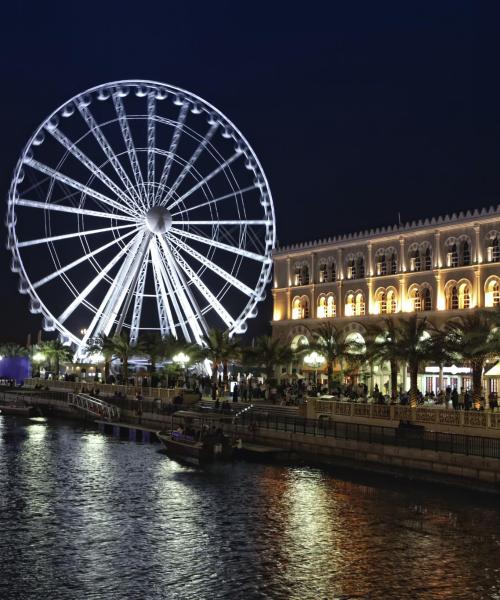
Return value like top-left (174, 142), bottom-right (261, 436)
top-left (1, 415), bottom-right (500, 600)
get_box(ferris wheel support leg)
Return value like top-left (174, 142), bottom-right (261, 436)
top-left (150, 241), bottom-right (176, 338)
top-left (129, 257), bottom-right (149, 345)
top-left (157, 236), bottom-right (205, 344)
top-left (151, 240), bottom-right (191, 342)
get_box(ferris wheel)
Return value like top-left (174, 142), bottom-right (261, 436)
top-left (6, 80), bottom-right (275, 357)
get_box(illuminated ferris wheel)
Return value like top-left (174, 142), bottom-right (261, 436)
top-left (6, 80), bottom-right (275, 357)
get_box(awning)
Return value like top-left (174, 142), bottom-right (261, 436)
top-left (484, 362), bottom-right (500, 377)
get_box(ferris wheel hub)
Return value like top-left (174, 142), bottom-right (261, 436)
top-left (145, 205), bottom-right (172, 234)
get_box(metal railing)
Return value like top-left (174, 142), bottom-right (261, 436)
top-left (237, 412), bottom-right (500, 460)
top-left (312, 398), bottom-right (500, 430)
top-left (68, 393), bottom-right (120, 420)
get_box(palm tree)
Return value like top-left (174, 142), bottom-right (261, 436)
top-left (0, 343), bottom-right (29, 357)
top-left (109, 333), bottom-right (135, 384)
top-left (137, 332), bottom-right (165, 374)
top-left (307, 322), bottom-right (363, 393)
top-left (88, 334), bottom-right (115, 382)
top-left (441, 310), bottom-right (500, 407)
top-left (199, 330), bottom-right (240, 385)
top-left (364, 320), bottom-right (402, 401)
top-left (244, 335), bottom-right (294, 385)
top-left (39, 340), bottom-right (71, 376)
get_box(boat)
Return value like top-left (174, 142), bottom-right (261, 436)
top-left (157, 427), bottom-right (233, 465)
top-left (0, 404), bottom-right (34, 417)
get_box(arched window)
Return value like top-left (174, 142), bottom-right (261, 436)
top-left (292, 296), bottom-right (309, 319)
top-left (319, 263), bottom-right (328, 283)
top-left (376, 254), bottom-right (387, 276)
top-left (347, 259), bottom-right (356, 280)
top-left (330, 262), bottom-right (336, 282)
top-left (458, 283), bottom-right (471, 309)
top-left (447, 286), bottom-right (459, 310)
top-left (379, 292), bottom-right (387, 314)
top-left (447, 243), bottom-right (458, 267)
top-left (317, 295), bottom-right (327, 318)
top-left (389, 253), bottom-right (397, 274)
top-left (357, 257), bottom-right (365, 278)
top-left (355, 293), bottom-right (365, 316)
top-left (409, 286), bottom-right (423, 312)
top-left (461, 241), bottom-right (471, 266)
top-left (294, 264), bottom-right (309, 286)
top-left (387, 289), bottom-right (397, 313)
top-left (409, 248), bottom-right (421, 272)
top-left (424, 247), bottom-right (432, 270)
top-left (422, 288), bottom-right (432, 311)
top-left (345, 293), bottom-right (355, 316)
top-left (326, 294), bottom-right (336, 318)
top-left (487, 235), bottom-right (500, 262)
top-left (485, 279), bottom-right (500, 307)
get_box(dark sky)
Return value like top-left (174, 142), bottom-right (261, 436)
top-left (1, 1), bottom-right (500, 342)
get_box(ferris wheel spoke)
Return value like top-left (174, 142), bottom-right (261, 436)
top-left (157, 236), bottom-right (205, 343)
top-left (79, 232), bottom-right (147, 349)
top-left (152, 239), bottom-right (192, 342)
top-left (47, 126), bottom-right (139, 215)
top-left (58, 235), bottom-right (138, 325)
top-left (115, 240), bottom-right (151, 335)
top-left (161, 122), bottom-right (219, 206)
top-left (77, 103), bottom-right (144, 209)
top-left (153, 102), bottom-right (190, 204)
top-left (171, 219), bottom-right (272, 226)
top-left (169, 243), bottom-right (235, 329)
top-left (129, 255), bottom-right (149, 345)
top-left (112, 92), bottom-right (148, 209)
top-left (32, 228), bottom-right (140, 290)
top-left (147, 93), bottom-right (156, 206)
top-left (169, 228), bottom-right (269, 263)
top-left (150, 240), bottom-right (177, 338)
top-left (170, 185), bottom-right (257, 217)
top-left (23, 158), bottom-right (136, 217)
top-left (18, 223), bottom-right (136, 248)
top-left (14, 199), bottom-right (138, 222)
top-left (166, 152), bottom-right (241, 211)
top-left (169, 235), bottom-right (255, 297)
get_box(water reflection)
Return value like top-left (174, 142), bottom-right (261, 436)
top-left (0, 417), bottom-right (500, 600)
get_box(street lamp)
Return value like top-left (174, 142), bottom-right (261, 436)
top-left (172, 352), bottom-right (190, 389)
top-left (303, 351), bottom-right (326, 385)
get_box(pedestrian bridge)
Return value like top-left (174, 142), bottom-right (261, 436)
top-left (68, 393), bottom-right (120, 421)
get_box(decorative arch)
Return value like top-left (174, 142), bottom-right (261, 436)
top-left (317, 292), bottom-right (336, 318)
top-left (345, 289), bottom-right (365, 316)
top-left (485, 276), bottom-right (500, 307)
top-left (345, 252), bottom-right (365, 280)
top-left (318, 255), bottom-right (336, 283)
top-left (291, 294), bottom-right (310, 319)
top-left (445, 278), bottom-right (472, 310)
top-left (289, 324), bottom-right (312, 350)
top-left (374, 285), bottom-right (398, 314)
top-left (486, 230), bottom-right (500, 263)
top-left (293, 260), bottom-right (310, 286)
top-left (407, 282), bottom-right (432, 312)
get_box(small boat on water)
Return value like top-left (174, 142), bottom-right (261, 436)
top-left (157, 427), bottom-right (233, 465)
top-left (0, 404), bottom-right (34, 417)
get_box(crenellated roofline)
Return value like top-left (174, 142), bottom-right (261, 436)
top-left (273, 204), bottom-right (500, 256)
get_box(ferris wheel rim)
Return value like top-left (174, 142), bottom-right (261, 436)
top-left (6, 80), bottom-right (276, 351)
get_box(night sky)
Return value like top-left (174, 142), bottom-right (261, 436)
top-left (1, 1), bottom-right (500, 343)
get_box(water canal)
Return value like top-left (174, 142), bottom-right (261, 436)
top-left (1, 416), bottom-right (499, 600)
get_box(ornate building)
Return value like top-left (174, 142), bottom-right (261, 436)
top-left (271, 206), bottom-right (500, 394)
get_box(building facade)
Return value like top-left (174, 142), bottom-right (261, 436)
top-left (271, 206), bottom-right (500, 394)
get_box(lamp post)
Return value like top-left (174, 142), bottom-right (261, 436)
top-left (172, 352), bottom-right (190, 388)
top-left (303, 351), bottom-right (326, 386)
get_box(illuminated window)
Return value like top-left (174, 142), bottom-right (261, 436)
top-left (347, 260), bottom-right (356, 280)
top-left (410, 250), bottom-right (421, 272)
top-left (294, 264), bottom-right (309, 286)
top-left (462, 241), bottom-right (471, 266)
top-left (326, 295), bottom-right (336, 317)
top-left (319, 263), bottom-right (328, 283)
top-left (317, 296), bottom-right (327, 318)
top-left (447, 286), bottom-right (459, 310)
top-left (424, 247), bottom-right (432, 270)
top-left (292, 296), bottom-right (309, 319)
top-left (458, 283), bottom-right (470, 309)
top-left (423, 288), bottom-right (432, 311)
top-left (487, 236), bottom-right (500, 262)
top-left (355, 292), bottom-right (365, 316)
top-left (390, 253), bottom-right (397, 274)
top-left (447, 244), bottom-right (458, 267)
top-left (345, 293), bottom-right (355, 316)
top-left (376, 255), bottom-right (386, 276)
top-left (387, 290), bottom-right (397, 313)
top-left (379, 292), bottom-right (387, 314)
top-left (357, 257), bottom-right (365, 278)
top-left (485, 279), bottom-right (500, 307)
